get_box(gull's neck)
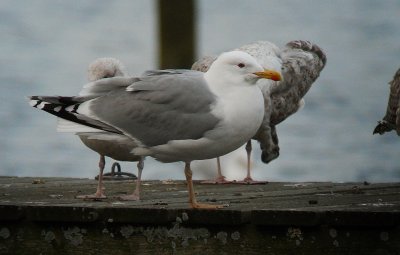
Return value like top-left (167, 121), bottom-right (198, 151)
top-left (204, 70), bottom-right (249, 97)
top-left (204, 70), bottom-right (265, 146)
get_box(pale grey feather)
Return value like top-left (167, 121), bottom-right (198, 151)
top-left (253, 40), bottom-right (326, 162)
top-left (79, 76), bottom-right (139, 98)
top-left (87, 57), bottom-right (127, 82)
top-left (79, 58), bottom-right (142, 162)
top-left (89, 70), bottom-right (220, 147)
top-left (270, 40), bottom-right (327, 125)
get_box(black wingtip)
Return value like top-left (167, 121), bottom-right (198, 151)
top-left (28, 95), bottom-right (40, 100)
top-left (373, 121), bottom-right (393, 135)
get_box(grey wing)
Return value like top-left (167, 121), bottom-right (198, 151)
top-left (270, 40), bottom-right (327, 125)
top-left (79, 76), bottom-right (139, 99)
top-left (89, 71), bottom-right (220, 147)
top-left (142, 69), bottom-right (195, 76)
top-left (373, 68), bottom-right (400, 135)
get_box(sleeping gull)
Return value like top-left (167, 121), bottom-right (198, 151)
top-left (74, 57), bottom-right (145, 200)
top-left (373, 68), bottom-right (400, 135)
top-left (29, 51), bottom-right (281, 209)
top-left (192, 40), bottom-right (327, 184)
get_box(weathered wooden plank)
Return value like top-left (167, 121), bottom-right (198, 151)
top-left (252, 209), bottom-right (400, 227)
top-left (0, 177), bottom-right (399, 254)
top-left (0, 221), bottom-right (398, 254)
top-left (1, 177), bottom-right (399, 225)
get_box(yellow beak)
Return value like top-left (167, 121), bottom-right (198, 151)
top-left (253, 69), bottom-right (282, 81)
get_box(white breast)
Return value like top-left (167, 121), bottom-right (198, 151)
top-left (209, 85), bottom-right (264, 151)
top-left (140, 84), bottom-right (264, 162)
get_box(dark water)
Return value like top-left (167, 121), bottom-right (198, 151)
top-left (1, 0), bottom-right (400, 182)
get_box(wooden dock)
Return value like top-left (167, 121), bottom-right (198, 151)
top-left (0, 176), bottom-right (399, 254)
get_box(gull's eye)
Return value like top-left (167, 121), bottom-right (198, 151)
top-left (237, 63), bottom-right (245, 68)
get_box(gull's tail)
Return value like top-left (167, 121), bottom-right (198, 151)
top-left (28, 95), bottom-right (122, 134)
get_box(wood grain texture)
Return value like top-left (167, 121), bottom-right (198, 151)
top-left (0, 177), bottom-right (399, 254)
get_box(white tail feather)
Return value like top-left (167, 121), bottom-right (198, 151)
top-left (57, 118), bottom-right (103, 133)
top-left (79, 132), bottom-right (133, 143)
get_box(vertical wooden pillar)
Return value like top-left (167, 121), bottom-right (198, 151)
top-left (157, 0), bottom-right (196, 69)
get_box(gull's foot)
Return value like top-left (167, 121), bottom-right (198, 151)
top-left (118, 193), bottom-right (140, 201)
top-left (200, 176), bottom-right (232, 184)
top-left (190, 202), bottom-right (228, 209)
top-left (235, 177), bottom-right (268, 185)
top-left (76, 192), bottom-right (107, 200)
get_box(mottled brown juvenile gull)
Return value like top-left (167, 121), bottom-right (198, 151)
top-left (69, 57), bottom-right (144, 200)
top-left (192, 40), bottom-right (327, 184)
top-left (29, 51), bottom-right (281, 209)
top-left (373, 68), bottom-right (400, 135)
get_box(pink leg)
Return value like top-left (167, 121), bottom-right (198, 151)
top-left (76, 154), bottom-right (107, 199)
top-left (119, 157), bottom-right (144, 201)
top-left (201, 157), bottom-right (232, 184)
top-left (185, 162), bottom-right (224, 209)
top-left (237, 141), bottom-right (268, 185)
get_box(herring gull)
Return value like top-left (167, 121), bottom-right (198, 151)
top-left (74, 57), bottom-right (145, 200)
top-left (29, 51), bottom-right (281, 209)
top-left (373, 68), bottom-right (400, 135)
top-left (192, 40), bottom-right (327, 184)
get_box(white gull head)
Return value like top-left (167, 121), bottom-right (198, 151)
top-left (204, 51), bottom-right (282, 92)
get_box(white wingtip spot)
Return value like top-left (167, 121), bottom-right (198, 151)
top-left (54, 106), bottom-right (62, 112)
top-left (126, 85), bottom-right (136, 92)
top-left (65, 105), bottom-right (75, 112)
top-left (29, 100), bottom-right (39, 107)
top-left (38, 102), bottom-right (49, 109)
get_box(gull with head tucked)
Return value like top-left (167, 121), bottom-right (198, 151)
top-left (74, 57), bottom-right (145, 200)
top-left (192, 40), bottom-right (326, 184)
top-left (29, 51), bottom-right (281, 209)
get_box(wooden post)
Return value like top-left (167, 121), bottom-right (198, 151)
top-left (157, 0), bottom-right (196, 69)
